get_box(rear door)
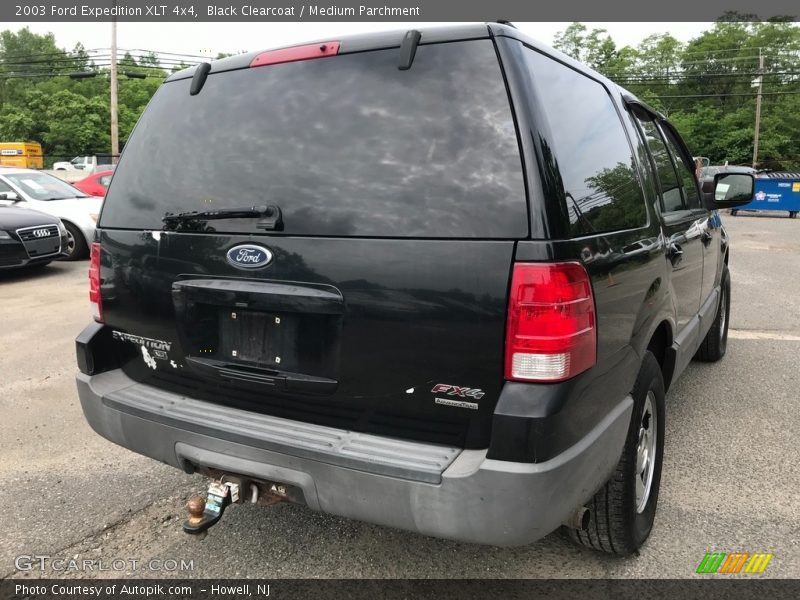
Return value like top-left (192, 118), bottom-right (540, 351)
top-left (633, 115), bottom-right (705, 335)
top-left (97, 38), bottom-right (528, 449)
top-left (657, 123), bottom-right (720, 306)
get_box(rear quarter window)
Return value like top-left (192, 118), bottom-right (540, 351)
top-left (521, 49), bottom-right (647, 237)
top-left (101, 40), bottom-right (528, 239)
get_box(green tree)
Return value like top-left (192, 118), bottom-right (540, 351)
top-left (553, 20), bottom-right (800, 170)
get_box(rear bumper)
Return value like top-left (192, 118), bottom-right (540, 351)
top-left (77, 369), bottom-right (632, 546)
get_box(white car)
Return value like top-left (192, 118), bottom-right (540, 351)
top-left (0, 167), bottom-right (102, 260)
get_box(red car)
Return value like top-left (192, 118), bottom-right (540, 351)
top-left (73, 170), bottom-right (113, 197)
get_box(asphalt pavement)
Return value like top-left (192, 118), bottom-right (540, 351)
top-left (1, 212), bottom-right (798, 579)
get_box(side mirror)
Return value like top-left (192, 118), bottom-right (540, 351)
top-left (0, 191), bottom-right (20, 202)
top-left (706, 172), bottom-right (755, 210)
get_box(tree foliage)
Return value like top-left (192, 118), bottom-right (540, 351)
top-left (0, 24), bottom-right (798, 171)
top-left (553, 20), bottom-right (800, 170)
top-left (0, 27), bottom-right (165, 165)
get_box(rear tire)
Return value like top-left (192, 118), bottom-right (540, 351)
top-left (61, 222), bottom-right (88, 261)
top-left (790, 211), bottom-right (798, 219)
top-left (694, 265), bottom-right (730, 362)
top-left (565, 351), bottom-right (666, 556)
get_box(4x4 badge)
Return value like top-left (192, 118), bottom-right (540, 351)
top-left (226, 244), bottom-right (273, 269)
top-left (431, 383), bottom-right (485, 399)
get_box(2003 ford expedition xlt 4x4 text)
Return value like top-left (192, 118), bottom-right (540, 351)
top-left (75, 23), bottom-right (755, 555)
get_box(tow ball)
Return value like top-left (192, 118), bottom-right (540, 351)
top-left (182, 480), bottom-right (238, 535)
top-left (182, 475), bottom-right (288, 534)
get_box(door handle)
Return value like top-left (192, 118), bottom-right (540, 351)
top-left (668, 242), bottom-right (683, 266)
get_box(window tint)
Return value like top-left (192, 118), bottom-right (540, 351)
top-left (637, 118), bottom-right (684, 212)
top-left (523, 49), bottom-right (646, 236)
top-left (102, 40), bottom-right (527, 238)
top-left (660, 125), bottom-right (701, 209)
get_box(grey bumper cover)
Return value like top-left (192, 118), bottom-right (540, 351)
top-left (77, 369), bottom-right (632, 546)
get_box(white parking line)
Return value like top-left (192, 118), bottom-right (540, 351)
top-left (729, 329), bottom-right (800, 341)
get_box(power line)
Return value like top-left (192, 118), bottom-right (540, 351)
top-left (0, 47), bottom-right (108, 60)
top-left (651, 90), bottom-right (800, 98)
top-left (610, 71), bottom-right (800, 82)
top-left (118, 47), bottom-right (214, 60)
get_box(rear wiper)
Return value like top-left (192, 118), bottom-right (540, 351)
top-left (162, 205), bottom-right (283, 231)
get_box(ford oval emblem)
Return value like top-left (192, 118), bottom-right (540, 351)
top-left (226, 244), bottom-right (273, 269)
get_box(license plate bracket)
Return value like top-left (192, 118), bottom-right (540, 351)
top-left (218, 309), bottom-right (296, 369)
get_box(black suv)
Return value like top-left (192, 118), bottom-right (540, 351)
top-left (75, 23), bottom-right (754, 554)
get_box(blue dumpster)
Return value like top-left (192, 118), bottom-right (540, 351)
top-left (732, 172), bottom-right (800, 218)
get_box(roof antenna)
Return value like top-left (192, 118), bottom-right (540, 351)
top-left (496, 20), bottom-right (518, 29)
top-left (190, 62), bottom-right (212, 96)
top-left (398, 30), bottom-right (421, 71)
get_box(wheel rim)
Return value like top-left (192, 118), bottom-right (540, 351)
top-left (635, 391), bottom-right (657, 514)
top-left (65, 228), bottom-right (75, 256)
top-left (718, 286), bottom-right (728, 343)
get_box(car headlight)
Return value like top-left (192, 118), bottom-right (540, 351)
top-left (0, 230), bottom-right (10, 240)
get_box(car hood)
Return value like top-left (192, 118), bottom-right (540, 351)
top-left (0, 205), bottom-right (61, 230)
top-left (37, 196), bottom-right (103, 221)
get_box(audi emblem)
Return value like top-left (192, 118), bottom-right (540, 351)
top-left (32, 228), bottom-right (51, 238)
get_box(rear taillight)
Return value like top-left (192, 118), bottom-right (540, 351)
top-left (250, 41), bottom-right (340, 68)
top-left (89, 242), bottom-right (103, 323)
top-left (504, 262), bottom-right (596, 382)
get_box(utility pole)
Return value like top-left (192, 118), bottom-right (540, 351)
top-left (752, 48), bottom-right (764, 169)
top-left (110, 0), bottom-right (119, 165)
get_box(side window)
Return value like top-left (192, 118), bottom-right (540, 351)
top-left (0, 180), bottom-right (13, 194)
top-left (636, 118), bottom-right (685, 213)
top-left (523, 49), bottom-right (647, 236)
top-left (659, 125), bottom-right (702, 209)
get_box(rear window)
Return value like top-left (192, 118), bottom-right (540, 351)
top-left (101, 40), bottom-right (527, 238)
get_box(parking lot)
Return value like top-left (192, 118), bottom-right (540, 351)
top-left (1, 213), bottom-right (798, 579)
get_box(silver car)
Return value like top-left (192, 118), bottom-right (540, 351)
top-left (0, 167), bottom-right (102, 260)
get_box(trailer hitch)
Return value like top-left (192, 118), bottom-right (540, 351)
top-left (182, 480), bottom-right (238, 535)
top-left (182, 474), bottom-right (290, 535)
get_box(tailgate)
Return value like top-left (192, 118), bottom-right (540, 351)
top-left (96, 36), bottom-right (527, 448)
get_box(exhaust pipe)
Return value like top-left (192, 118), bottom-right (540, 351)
top-left (563, 506), bottom-right (590, 531)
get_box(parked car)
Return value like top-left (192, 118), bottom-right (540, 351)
top-left (73, 170), bottom-right (114, 197)
top-left (53, 154), bottom-right (111, 172)
top-left (0, 205), bottom-right (67, 270)
top-left (0, 167), bottom-right (102, 260)
top-left (74, 23), bottom-right (755, 554)
top-left (700, 164), bottom-right (756, 183)
top-left (699, 166), bottom-right (759, 216)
